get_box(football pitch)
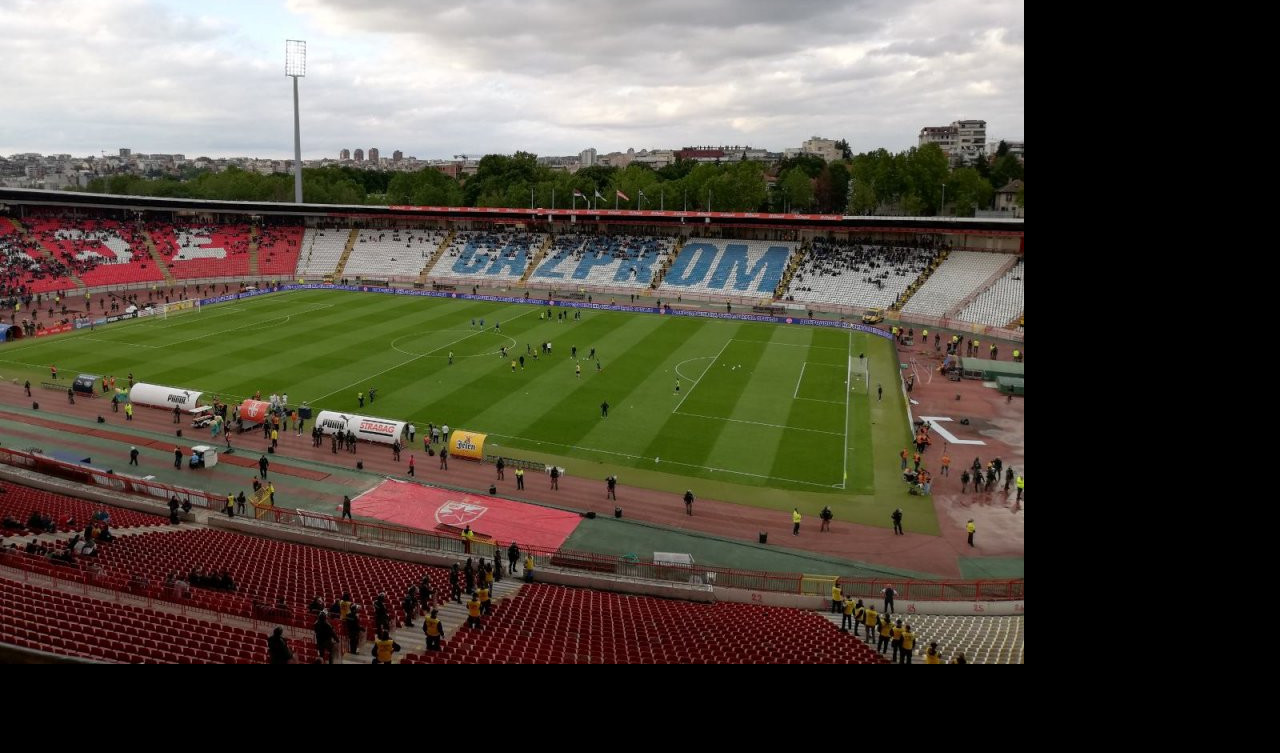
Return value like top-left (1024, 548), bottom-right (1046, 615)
top-left (0, 290), bottom-right (912, 504)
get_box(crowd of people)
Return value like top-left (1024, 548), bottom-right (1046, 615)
top-left (785, 236), bottom-right (944, 303)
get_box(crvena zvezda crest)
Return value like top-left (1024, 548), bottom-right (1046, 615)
top-left (436, 500), bottom-right (487, 526)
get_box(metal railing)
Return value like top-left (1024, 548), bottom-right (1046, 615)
top-left (0, 447), bottom-right (222, 509)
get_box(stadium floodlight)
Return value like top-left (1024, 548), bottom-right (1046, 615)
top-left (285, 40), bottom-right (307, 204)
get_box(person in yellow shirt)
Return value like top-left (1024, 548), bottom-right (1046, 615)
top-left (423, 608), bottom-right (445, 651)
top-left (877, 614), bottom-right (892, 656)
top-left (853, 600), bottom-right (865, 637)
top-left (890, 618), bottom-right (904, 662)
top-left (831, 583), bottom-right (843, 614)
top-left (863, 604), bottom-right (878, 645)
top-left (466, 593), bottom-right (483, 630)
top-left (478, 585), bottom-right (492, 616)
top-left (967, 519), bottom-right (976, 547)
top-left (524, 554), bottom-right (535, 583)
top-left (841, 596), bottom-right (855, 632)
top-left (371, 630), bottom-right (400, 664)
top-left (925, 641), bottom-right (942, 664)
top-left (900, 624), bottom-right (916, 664)
top-left (792, 508), bottom-right (802, 536)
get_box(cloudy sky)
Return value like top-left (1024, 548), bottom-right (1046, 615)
top-left (0, 0), bottom-right (1023, 160)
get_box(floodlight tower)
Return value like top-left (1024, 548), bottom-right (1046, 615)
top-left (285, 40), bottom-right (307, 204)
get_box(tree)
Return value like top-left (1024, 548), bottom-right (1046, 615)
top-left (944, 167), bottom-right (995, 216)
top-left (902, 144), bottom-right (950, 214)
top-left (780, 168), bottom-right (813, 212)
top-left (777, 153), bottom-right (826, 178)
top-left (990, 154), bottom-right (1024, 191)
top-left (835, 139), bottom-right (853, 160)
top-left (656, 157), bottom-right (695, 182)
top-left (822, 162), bottom-right (850, 213)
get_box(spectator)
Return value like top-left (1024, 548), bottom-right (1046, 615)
top-left (266, 626), bottom-right (293, 664)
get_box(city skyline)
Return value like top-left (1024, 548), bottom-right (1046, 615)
top-left (0, 0), bottom-right (1023, 159)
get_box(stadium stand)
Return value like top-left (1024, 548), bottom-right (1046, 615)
top-left (900, 251), bottom-right (1014, 317)
top-left (21, 218), bottom-right (164, 288)
top-left (0, 576), bottom-right (317, 664)
top-left (783, 238), bottom-right (940, 309)
top-left (402, 583), bottom-right (889, 664)
top-left (148, 221), bottom-right (253, 279)
top-left (295, 227), bottom-right (350, 277)
top-left (956, 257), bottom-right (1023, 327)
top-left (888, 614), bottom-right (1023, 664)
top-left (253, 225), bottom-right (305, 276)
top-left (1, 527), bottom-right (452, 634)
top-left (659, 239), bottom-right (797, 296)
top-left (342, 227), bottom-right (448, 278)
top-left (0, 480), bottom-right (169, 536)
top-left (528, 234), bottom-right (676, 288)
top-left (426, 230), bottom-right (545, 280)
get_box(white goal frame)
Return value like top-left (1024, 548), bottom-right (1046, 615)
top-left (156, 299), bottom-right (202, 319)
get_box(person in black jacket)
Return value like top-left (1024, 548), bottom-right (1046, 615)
top-left (267, 626), bottom-right (293, 664)
top-left (344, 605), bottom-right (361, 655)
top-left (507, 542), bottom-right (520, 575)
top-left (449, 563), bottom-right (462, 603)
top-left (373, 593), bottom-right (391, 635)
top-left (313, 611), bottom-right (337, 664)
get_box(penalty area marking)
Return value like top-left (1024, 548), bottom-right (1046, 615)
top-left (674, 355), bottom-right (716, 383)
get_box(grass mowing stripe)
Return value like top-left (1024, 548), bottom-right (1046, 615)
top-left (309, 306), bottom-right (538, 404)
top-left (1, 289), bottom-right (919, 509)
top-left (483, 431), bottom-right (841, 488)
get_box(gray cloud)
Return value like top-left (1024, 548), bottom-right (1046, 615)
top-left (1, 0), bottom-right (1022, 159)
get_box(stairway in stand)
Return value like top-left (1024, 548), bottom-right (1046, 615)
top-left (141, 225), bottom-right (175, 285)
top-left (247, 225), bottom-right (260, 277)
top-left (330, 229), bottom-right (360, 280)
top-left (652, 236), bottom-right (686, 288)
top-left (7, 218), bottom-right (86, 292)
top-left (351, 574), bottom-right (525, 664)
top-left (774, 239), bottom-right (809, 300)
top-left (415, 230), bottom-right (456, 285)
top-left (517, 235), bottom-right (553, 287)
top-left (892, 248), bottom-right (950, 312)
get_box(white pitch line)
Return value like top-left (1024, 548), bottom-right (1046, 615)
top-left (486, 432), bottom-right (840, 488)
top-left (842, 330), bottom-right (852, 489)
top-left (795, 397), bottom-right (844, 404)
top-left (674, 410), bottom-right (845, 436)
top-left (672, 337), bottom-right (731, 413)
top-left (793, 362), bottom-right (808, 399)
top-left (731, 339), bottom-right (845, 350)
top-left (308, 306), bottom-right (537, 404)
top-left (673, 355), bottom-right (715, 383)
top-left (78, 337), bottom-right (162, 349)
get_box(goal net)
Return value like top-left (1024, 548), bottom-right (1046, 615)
top-left (156, 299), bottom-right (202, 320)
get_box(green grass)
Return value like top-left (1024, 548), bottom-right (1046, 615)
top-left (0, 289), bottom-right (923, 525)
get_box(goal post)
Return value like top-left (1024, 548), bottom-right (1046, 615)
top-left (157, 299), bottom-right (201, 320)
